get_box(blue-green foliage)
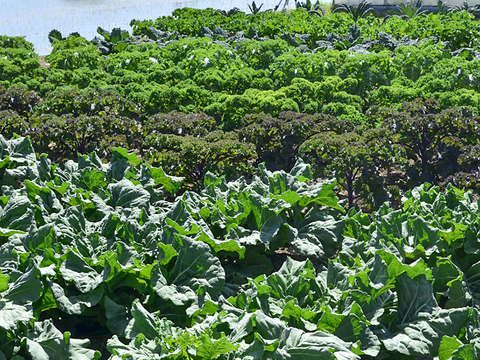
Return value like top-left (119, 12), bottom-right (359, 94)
top-left (1, 136), bottom-right (480, 359)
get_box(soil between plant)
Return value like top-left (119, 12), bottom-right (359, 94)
top-left (39, 55), bottom-right (50, 68)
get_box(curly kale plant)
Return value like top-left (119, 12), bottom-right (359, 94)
top-left (299, 128), bottom-right (396, 208)
top-left (379, 98), bottom-right (480, 184)
top-left (144, 131), bottom-right (256, 190)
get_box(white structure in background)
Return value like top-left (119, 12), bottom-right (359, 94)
top-left (332, 0), bottom-right (478, 6)
top-left (274, 0), bottom-right (298, 10)
top-left (274, 0), bottom-right (479, 10)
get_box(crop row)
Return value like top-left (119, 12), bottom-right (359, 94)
top-left (1, 9), bottom-right (480, 210)
top-left (1, 135), bottom-right (480, 359)
top-left (1, 7), bottom-right (480, 359)
top-left (2, 12), bottom-right (480, 128)
top-left (2, 81), bottom-right (480, 210)
top-left (130, 7), bottom-right (480, 51)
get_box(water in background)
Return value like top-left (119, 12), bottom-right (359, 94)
top-left (0, 0), bottom-right (299, 55)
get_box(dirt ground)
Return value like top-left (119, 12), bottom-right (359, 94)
top-left (39, 55), bottom-right (50, 69)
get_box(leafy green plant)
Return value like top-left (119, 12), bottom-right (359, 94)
top-left (35, 87), bottom-right (142, 119)
top-left (144, 130), bottom-right (257, 189)
top-left (0, 35), bottom-right (35, 51)
top-left (47, 29), bottom-right (64, 44)
top-left (296, 0), bottom-right (326, 16)
top-left (142, 111), bottom-right (216, 138)
top-left (0, 110), bottom-right (27, 139)
top-left (441, 169), bottom-right (480, 190)
top-left (396, 0), bottom-right (428, 19)
top-left (332, 0), bottom-right (374, 22)
top-left (380, 98), bottom-right (479, 185)
top-left (239, 111), bottom-right (353, 170)
top-left (314, 24), bottom-right (367, 52)
top-left (441, 144), bottom-right (480, 191)
top-left (46, 35), bottom-right (105, 71)
top-left (437, 0), bottom-right (450, 14)
top-left (248, 1), bottom-right (264, 14)
top-left (451, 0), bottom-right (480, 14)
top-left (0, 86), bottom-right (41, 119)
top-left (217, 7), bottom-right (242, 16)
top-left (30, 114), bottom-right (141, 160)
top-left (0, 48), bottom-right (41, 84)
top-left (3, 136), bottom-right (480, 359)
top-left (94, 27), bottom-right (131, 54)
top-left (47, 29), bottom-right (83, 45)
top-left (299, 130), bottom-right (389, 208)
top-left (204, 87), bottom-right (302, 129)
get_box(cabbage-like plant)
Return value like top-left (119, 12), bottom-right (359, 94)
top-left (0, 110), bottom-right (27, 139)
top-left (320, 24), bottom-right (364, 50)
top-left (332, 0), bottom-right (373, 22)
top-left (94, 27), bottom-right (130, 54)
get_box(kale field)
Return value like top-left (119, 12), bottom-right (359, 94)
top-left (1, 4), bottom-right (480, 359)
